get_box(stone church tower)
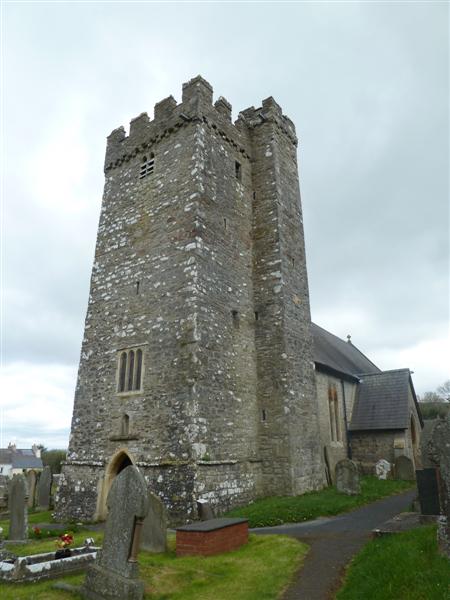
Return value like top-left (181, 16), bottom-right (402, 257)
top-left (55, 76), bottom-right (325, 524)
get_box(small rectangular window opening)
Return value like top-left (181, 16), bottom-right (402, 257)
top-left (224, 217), bottom-right (227, 230)
top-left (136, 281), bottom-right (140, 295)
top-left (291, 257), bottom-right (295, 268)
top-left (262, 409), bottom-right (267, 422)
top-left (254, 311), bottom-right (259, 321)
top-left (231, 309), bottom-right (240, 329)
top-left (139, 154), bottom-right (155, 179)
top-left (235, 161), bottom-right (242, 181)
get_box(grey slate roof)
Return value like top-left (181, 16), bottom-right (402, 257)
top-left (0, 448), bottom-right (43, 469)
top-left (349, 369), bottom-right (414, 431)
top-left (312, 322), bottom-right (380, 377)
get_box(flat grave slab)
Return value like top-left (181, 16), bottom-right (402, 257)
top-left (176, 517), bottom-right (248, 556)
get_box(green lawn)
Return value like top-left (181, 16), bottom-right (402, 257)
top-left (224, 477), bottom-right (414, 527)
top-left (0, 534), bottom-right (306, 600)
top-left (337, 525), bottom-right (450, 600)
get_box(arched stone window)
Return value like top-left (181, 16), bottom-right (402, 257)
top-left (135, 349), bottom-right (143, 391)
top-left (121, 414), bottom-right (130, 437)
top-left (328, 383), bottom-right (341, 442)
top-left (117, 348), bottom-right (144, 393)
top-left (118, 352), bottom-right (127, 393)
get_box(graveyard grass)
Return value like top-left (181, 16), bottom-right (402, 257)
top-left (336, 525), bottom-right (450, 600)
top-left (0, 533), bottom-right (306, 600)
top-left (225, 476), bottom-right (414, 527)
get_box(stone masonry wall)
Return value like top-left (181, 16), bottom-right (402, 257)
top-left (243, 100), bottom-right (325, 495)
top-left (55, 76), bottom-right (325, 524)
top-left (315, 371), bottom-right (358, 480)
top-left (351, 430), bottom-right (404, 466)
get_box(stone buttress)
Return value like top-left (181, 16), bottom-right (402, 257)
top-left (54, 76), bottom-right (325, 525)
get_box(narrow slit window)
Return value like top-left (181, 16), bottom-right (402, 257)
top-left (255, 311), bottom-right (259, 321)
top-left (328, 383), bottom-right (340, 442)
top-left (224, 217), bottom-right (227, 230)
top-left (119, 352), bottom-right (127, 393)
top-left (231, 309), bottom-right (240, 329)
top-left (235, 161), bottom-right (242, 181)
top-left (135, 349), bottom-right (143, 390)
top-left (262, 409), bottom-right (267, 422)
top-left (121, 414), bottom-right (130, 437)
top-left (139, 153), bottom-right (155, 179)
top-left (136, 281), bottom-right (140, 295)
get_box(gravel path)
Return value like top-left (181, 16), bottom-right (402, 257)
top-left (252, 489), bottom-right (416, 600)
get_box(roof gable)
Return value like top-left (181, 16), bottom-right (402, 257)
top-left (349, 369), bottom-right (412, 431)
top-left (312, 323), bottom-right (380, 377)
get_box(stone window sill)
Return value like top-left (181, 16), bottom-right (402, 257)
top-left (116, 390), bottom-right (143, 398)
top-left (109, 434), bottom-right (140, 442)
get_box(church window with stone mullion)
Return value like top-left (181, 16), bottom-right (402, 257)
top-left (117, 348), bottom-right (143, 393)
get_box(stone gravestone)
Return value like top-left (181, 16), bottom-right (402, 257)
top-left (82, 465), bottom-right (149, 600)
top-left (141, 491), bottom-right (167, 553)
top-left (8, 474), bottom-right (28, 541)
top-left (419, 420), bottom-right (438, 468)
top-left (335, 459), bottom-right (361, 496)
top-left (375, 459), bottom-right (392, 480)
top-left (37, 466), bottom-right (52, 509)
top-left (426, 414), bottom-right (450, 558)
top-left (197, 498), bottom-right (214, 521)
top-left (416, 468), bottom-right (440, 516)
top-left (394, 455), bottom-right (415, 481)
top-left (26, 470), bottom-right (37, 508)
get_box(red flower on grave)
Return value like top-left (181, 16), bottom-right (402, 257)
top-left (56, 532), bottom-right (74, 548)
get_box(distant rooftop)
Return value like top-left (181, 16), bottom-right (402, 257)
top-left (0, 448), bottom-right (43, 470)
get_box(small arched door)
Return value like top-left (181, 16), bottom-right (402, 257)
top-left (96, 449), bottom-right (134, 520)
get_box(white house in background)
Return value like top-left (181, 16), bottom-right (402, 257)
top-left (0, 442), bottom-right (43, 477)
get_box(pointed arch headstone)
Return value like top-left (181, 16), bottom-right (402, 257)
top-left (82, 465), bottom-right (149, 599)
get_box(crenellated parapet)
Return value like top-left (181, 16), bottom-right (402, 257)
top-left (237, 96), bottom-right (298, 146)
top-left (104, 75), bottom-right (296, 173)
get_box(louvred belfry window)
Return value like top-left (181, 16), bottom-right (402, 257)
top-left (139, 154), bottom-right (154, 179)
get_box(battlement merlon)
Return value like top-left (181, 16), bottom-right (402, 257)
top-left (103, 75), bottom-right (296, 171)
top-left (237, 97), bottom-right (298, 146)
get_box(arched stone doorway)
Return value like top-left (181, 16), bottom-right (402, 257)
top-left (95, 449), bottom-right (134, 520)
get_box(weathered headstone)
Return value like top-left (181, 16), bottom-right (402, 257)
top-left (426, 414), bottom-right (450, 558)
top-left (141, 491), bottom-right (167, 553)
top-left (82, 465), bottom-right (149, 600)
top-left (37, 466), bottom-right (52, 509)
top-left (8, 474), bottom-right (28, 541)
top-left (197, 498), bottom-right (214, 521)
top-left (419, 420), bottom-right (438, 468)
top-left (335, 459), bottom-right (361, 495)
top-left (26, 470), bottom-right (37, 508)
top-left (416, 468), bottom-right (440, 516)
top-left (394, 455), bottom-right (415, 481)
top-left (375, 459), bottom-right (392, 480)
top-left (0, 475), bottom-right (8, 510)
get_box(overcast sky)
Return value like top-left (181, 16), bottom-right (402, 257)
top-left (1, 1), bottom-right (448, 449)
